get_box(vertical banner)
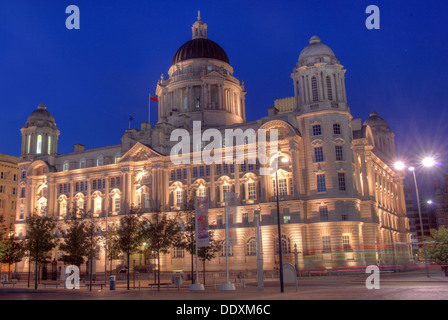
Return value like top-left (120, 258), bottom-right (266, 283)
top-left (254, 210), bottom-right (264, 290)
top-left (224, 192), bottom-right (238, 246)
top-left (196, 196), bottom-right (209, 247)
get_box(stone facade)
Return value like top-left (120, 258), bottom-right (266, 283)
top-left (14, 15), bottom-right (412, 274)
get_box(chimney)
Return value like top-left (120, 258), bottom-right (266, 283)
top-left (74, 143), bottom-right (85, 153)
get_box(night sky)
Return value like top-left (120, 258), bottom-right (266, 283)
top-left (1, 0), bottom-right (447, 198)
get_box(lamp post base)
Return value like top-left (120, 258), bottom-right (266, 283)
top-left (220, 281), bottom-right (235, 291)
top-left (189, 282), bottom-right (205, 291)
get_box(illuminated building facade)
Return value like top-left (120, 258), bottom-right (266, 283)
top-left (14, 15), bottom-right (412, 274)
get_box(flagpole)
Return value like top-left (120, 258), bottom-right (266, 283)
top-left (149, 94), bottom-right (151, 125)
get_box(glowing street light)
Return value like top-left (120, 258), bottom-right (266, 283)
top-left (422, 156), bottom-right (436, 168)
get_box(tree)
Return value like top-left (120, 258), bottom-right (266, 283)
top-left (142, 212), bottom-right (181, 290)
top-left (24, 215), bottom-right (58, 289)
top-left (0, 236), bottom-right (25, 280)
top-left (425, 227), bottom-right (448, 276)
top-left (198, 230), bottom-right (223, 285)
top-left (115, 207), bottom-right (145, 290)
top-left (58, 214), bottom-right (99, 268)
top-left (104, 225), bottom-right (121, 274)
top-left (175, 196), bottom-right (196, 283)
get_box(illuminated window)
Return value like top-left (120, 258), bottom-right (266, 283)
top-left (273, 178), bottom-right (288, 196)
top-left (36, 135), bottom-right (42, 154)
top-left (198, 185), bottom-right (206, 198)
top-left (248, 182), bottom-right (256, 200)
top-left (63, 161), bottom-right (69, 171)
top-left (95, 197), bottom-right (102, 214)
top-left (113, 195), bottom-right (120, 213)
top-left (60, 199), bottom-right (67, 217)
top-left (342, 234), bottom-right (351, 250)
top-left (47, 136), bottom-right (52, 154)
top-left (322, 236), bottom-right (331, 252)
top-left (176, 189), bottom-right (183, 206)
top-left (27, 135), bottom-right (31, 154)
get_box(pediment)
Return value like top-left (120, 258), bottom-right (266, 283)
top-left (202, 71), bottom-right (226, 81)
top-left (119, 143), bottom-right (163, 163)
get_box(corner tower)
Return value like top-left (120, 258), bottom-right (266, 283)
top-left (20, 104), bottom-right (59, 161)
top-left (156, 13), bottom-right (246, 129)
top-left (291, 36), bottom-right (349, 113)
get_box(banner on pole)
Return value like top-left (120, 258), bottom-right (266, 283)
top-left (195, 196), bottom-right (209, 248)
top-left (224, 192), bottom-right (238, 246)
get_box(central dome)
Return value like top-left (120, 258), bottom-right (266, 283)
top-left (171, 38), bottom-right (230, 66)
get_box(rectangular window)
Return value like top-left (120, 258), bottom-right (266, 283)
top-left (183, 168), bottom-right (188, 179)
top-left (333, 123), bottom-right (341, 135)
top-left (314, 147), bottom-right (324, 162)
top-left (114, 197), bottom-right (121, 213)
top-left (342, 234), bottom-right (351, 250)
top-left (322, 236), bottom-right (331, 252)
top-left (193, 167), bottom-right (198, 178)
top-left (335, 146), bottom-right (344, 161)
top-left (248, 182), bottom-right (256, 200)
top-left (199, 166), bottom-right (205, 177)
top-left (216, 164), bottom-right (222, 175)
top-left (176, 190), bottom-right (183, 205)
top-left (317, 174), bottom-right (326, 192)
top-left (176, 169), bottom-right (182, 180)
top-left (338, 172), bottom-right (346, 191)
top-left (205, 166), bottom-right (210, 176)
top-left (312, 125), bottom-right (322, 136)
top-left (319, 206), bottom-right (329, 222)
top-left (170, 170), bottom-right (175, 181)
top-left (240, 161), bottom-right (246, 172)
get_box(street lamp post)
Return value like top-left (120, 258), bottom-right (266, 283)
top-left (409, 167), bottom-right (430, 278)
top-left (275, 156), bottom-right (289, 293)
top-left (395, 157), bottom-right (435, 278)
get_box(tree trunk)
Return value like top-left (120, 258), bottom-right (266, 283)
top-left (127, 252), bottom-right (130, 290)
top-left (191, 253), bottom-right (194, 284)
top-left (202, 259), bottom-right (206, 285)
top-left (157, 250), bottom-right (161, 291)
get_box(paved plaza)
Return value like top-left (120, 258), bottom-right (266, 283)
top-left (1, 270), bottom-right (447, 301)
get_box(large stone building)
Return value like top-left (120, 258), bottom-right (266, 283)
top-left (0, 154), bottom-right (18, 233)
top-left (14, 15), bottom-right (412, 275)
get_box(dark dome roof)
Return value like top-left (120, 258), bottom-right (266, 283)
top-left (172, 38), bottom-right (230, 66)
top-left (24, 104), bottom-right (56, 128)
top-left (364, 111), bottom-right (390, 129)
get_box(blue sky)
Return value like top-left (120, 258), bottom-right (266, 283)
top-left (1, 0), bottom-right (447, 197)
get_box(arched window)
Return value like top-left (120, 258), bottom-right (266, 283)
top-left (36, 135), bottom-right (42, 154)
top-left (94, 197), bottom-right (102, 214)
top-left (63, 161), bottom-right (69, 171)
top-left (47, 136), bottom-right (52, 154)
top-left (37, 197), bottom-right (47, 216)
top-left (246, 237), bottom-right (257, 256)
top-left (113, 194), bottom-right (121, 214)
top-left (59, 198), bottom-right (67, 218)
top-left (97, 155), bottom-right (104, 167)
top-left (275, 235), bottom-right (291, 254)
